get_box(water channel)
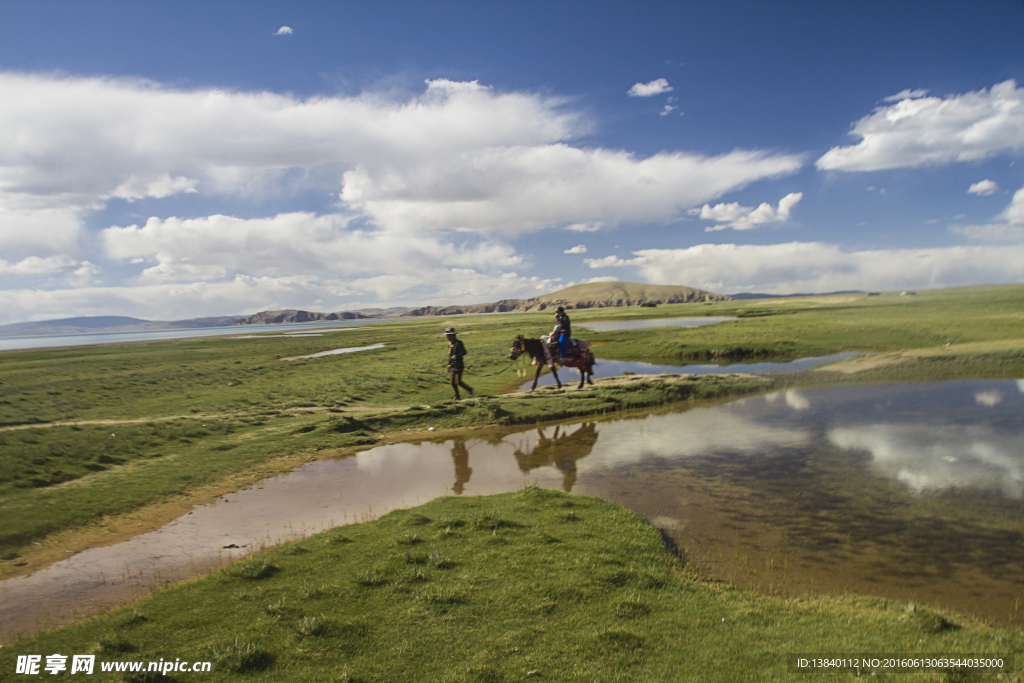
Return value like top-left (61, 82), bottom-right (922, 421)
top-left (2, 378), bottom-right (1022, 640)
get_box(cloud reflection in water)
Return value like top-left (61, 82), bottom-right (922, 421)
top-left (829, 424), bottom-right (1024, 497)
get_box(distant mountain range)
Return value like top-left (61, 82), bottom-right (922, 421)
top-left (0, 283), bottom-right (867, 338)
top-left (401, 281), bottom-right (730, 316)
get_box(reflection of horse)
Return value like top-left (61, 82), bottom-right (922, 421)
top-left (513, 423), bottom-right (599, 492)
top-left (509, 334), bottom-right (596, 391)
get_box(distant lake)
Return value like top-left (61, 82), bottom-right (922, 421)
top-left (579, 316), bottom-right (736, 331)
top-left (0, 320), bottom-right (384, 352)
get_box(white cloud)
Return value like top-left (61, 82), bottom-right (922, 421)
top-left (564, 222), bottom-right (603, 232)
top-left (817, 79), bottom-right (1024, 171)
top-left (274, 26), bottom-right (293, 35)
top-left (628, 78), bottom-right (673, 97)
top-left (102, 212), bottom-right (523, 282)
top-left (563, 244), bottom-right (587, 254)
top-left (0, 72), bottom-right (801, 244)
top-left (968, 179), bottom-right (1000, 196)
top-left (999, 185), bottom-right (1024, 224)
top-left (699, 192), bottom-right (802, 231)
top-left (660, 104), bottom-right (675, 117)
top-left (585, 241), bottom-right (1024, 294)
top-left (111, 174), bottom-right (199, 201)
top-left (882, 88), bottom-right (929, 102)
top-left (0, 254), bottom-right (81, 275)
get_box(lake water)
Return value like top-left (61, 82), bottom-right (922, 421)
top-left (281, 343), bottom-right (386, 360)
top-left (3, 378), bottom-right (1022, 639)
top-left (579, 316), bottom-right (736, 331)
top-left (0, 320), bottom-right (381, 352)
top-left (520, 352), bottom-right (860, 389)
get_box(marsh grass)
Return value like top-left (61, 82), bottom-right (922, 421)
top-left (2, 489), bottom-right (1018, 681)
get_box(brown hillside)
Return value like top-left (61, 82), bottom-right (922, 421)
top-left (402, 281), bottom-right (729, 316)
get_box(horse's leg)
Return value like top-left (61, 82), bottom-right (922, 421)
top-left (551, 366), bottom-right (562, 389)
top-left (577, 367), bottom-right (585, 389)
top-left (531, 363), bottom-right (542, 391)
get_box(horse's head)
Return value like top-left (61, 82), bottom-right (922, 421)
top-left (508, 335), bottom-right (525, 360)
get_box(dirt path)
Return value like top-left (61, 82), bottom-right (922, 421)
top-left (0, 405), bottom-right (402, 433)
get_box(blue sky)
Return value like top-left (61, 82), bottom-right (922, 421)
top-left (1, 0), bottom-right (1023, 324)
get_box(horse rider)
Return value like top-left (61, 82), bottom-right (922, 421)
top-left (553, 306), bottom-right (572, 361)
top-left (445, 327), bottom-right (474, 400)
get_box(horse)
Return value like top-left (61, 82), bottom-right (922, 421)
top-left (509, 334), bottom-right (596, 391)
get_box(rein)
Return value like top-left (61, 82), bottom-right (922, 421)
top-left (478, 361), bottom-right (518, 377)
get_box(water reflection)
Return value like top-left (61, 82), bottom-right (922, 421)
top-left (513, 423), bottom-right (599, 491)
top-left (3, 378), bottom-right (1023, 638)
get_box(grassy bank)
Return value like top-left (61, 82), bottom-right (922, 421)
top-left (2, 489), bottom-right (1019, 681)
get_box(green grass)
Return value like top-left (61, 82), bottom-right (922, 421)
top-left (2, 489), bottom-right (1019, 682)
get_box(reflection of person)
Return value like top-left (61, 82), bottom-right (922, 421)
top-left (444, 327), bottom-right (474, 401)
top-left (450, 439), bottom-right (473, 495)
top-left (553, 307), bottom-right (572, 360)
top-left (513, 422), bottom-right (598, 492)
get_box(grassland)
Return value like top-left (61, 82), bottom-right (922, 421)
top-left (3, 284), bottom-right (1024, 677)
top-left (2, 284), bottom-right (1024, 572)
top-left (3, 488), bottom-right (1020, 682)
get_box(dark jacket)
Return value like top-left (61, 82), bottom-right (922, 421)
top-left (448, 338), bottom-right (468, 370)
top-left (554, 313), bottom-right (571, 339)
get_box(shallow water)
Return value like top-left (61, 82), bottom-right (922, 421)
top-left (281, 343), bottom-right (386, 360)
top-left (579, 316), bottom-right (736, 331)
top-left (520, 352), bottom-right (859, 389)
top-left (3, 378), bottom-right (1023, 639)
top-left (0, 320), bottom-right (381, 352)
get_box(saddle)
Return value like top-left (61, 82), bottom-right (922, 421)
top-left (546, 336), bottom-right (578, 359)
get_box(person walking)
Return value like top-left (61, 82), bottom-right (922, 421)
top-left (445, 327), bottom-right (474, 400)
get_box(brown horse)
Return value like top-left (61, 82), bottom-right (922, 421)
top-left (509, 334), bottom-right (596, 390)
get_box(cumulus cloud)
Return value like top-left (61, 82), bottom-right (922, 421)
top-left (0, 72), bottom-right (801, 244)
top-left (628, 78), bottom-right (673, 97)
top-left (968, 179), bottom-right (1000, 196)
top-left (0, 254), bottom-right (81, 275)
top-left (274, 26), bottom-right (293, 35)
top-left (699, 192), bottom-right (802, 231)
top-left (102, 212), bottom-right (524, 282)
top-left (817, 80), bottom-right (1024, 171)
top-left (563, 244), bottom-right (587, 254)
top-left (585, 241), bottom-right (1024, 294)
top-left (882, 88), bottom-right (929, 102)
top-left (999, 185), bottom-right (1024, 224)
top-left (660, 104), bottom-right (675, 117)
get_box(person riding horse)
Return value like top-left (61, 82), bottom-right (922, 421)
top-left (553, 306), bottom-right (572, 361)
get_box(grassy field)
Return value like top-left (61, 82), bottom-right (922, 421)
top-left (3, 488), bottom-right (1020, 682)
top-left (2, 284), bottom-right (1024, 570)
